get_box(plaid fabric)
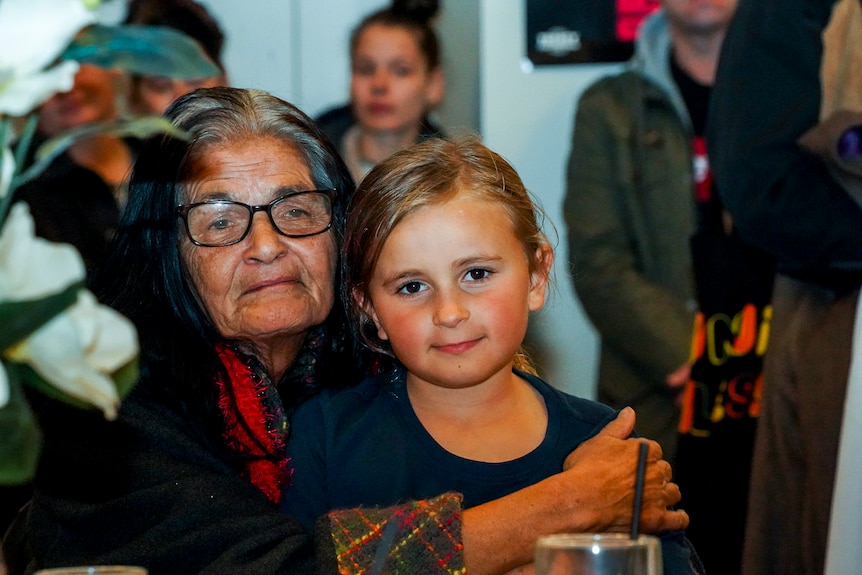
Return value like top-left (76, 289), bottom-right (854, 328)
top-left (327, 493), bottom-right (466, 575)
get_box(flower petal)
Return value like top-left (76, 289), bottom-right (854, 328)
top-left (0, 61), bottom-right (80, 116)
top-left (18, 310), bottom-right (121, 419)
top-left (0, 0), bottom-right (96, 75)
top-left (0, 203), bottom-right (85, 300)
top-left (8, 290), bottom-right (137, 420)
top-left (69, 291), bottom-right (138, 372)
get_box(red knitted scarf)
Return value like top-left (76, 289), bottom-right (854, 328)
top-left (215, 342), bottom-right (289, 504)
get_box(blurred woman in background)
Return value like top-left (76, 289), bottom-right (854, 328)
top-left (315, 0), bottom-right (445, 183)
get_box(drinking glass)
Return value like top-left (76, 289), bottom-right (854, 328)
top-left (535, 533), bottom-right (662, 575)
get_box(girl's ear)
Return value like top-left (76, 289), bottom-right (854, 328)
top-left (353, 288), bottom-right (390, 341)
top-left (528, 244), bottom-right (554, 312)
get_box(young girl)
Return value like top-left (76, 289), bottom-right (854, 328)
top-left (279, 135), bottom-right (625, 525)
top-left (279, 136), bottom-right (700, 573)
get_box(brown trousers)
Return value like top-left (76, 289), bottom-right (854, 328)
top-left (742, 274), bottom-right (859, 575)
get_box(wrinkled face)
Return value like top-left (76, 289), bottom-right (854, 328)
top-left (661, 0), bottom-right (737, 35)
top-left (38, 64), bottom-right (119, 135)
top-left (180, 136), bottom-right (337, 351)
top-left (130, 74), bottom-right (223, 116)
top-left (350, 23), bottom-right (443, 136)
top-left (365, 193), bottom-right (550, 390)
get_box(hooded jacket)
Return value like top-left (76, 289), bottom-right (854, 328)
top-left (563, 10), bottom-right (697, 461)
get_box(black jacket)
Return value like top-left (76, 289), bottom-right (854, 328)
top-left (314, 104), bottom-right (444, 153)
top-left (708, 0), bottom-right (862, 294)
top-left (3, 382), bottom-right (317, 575)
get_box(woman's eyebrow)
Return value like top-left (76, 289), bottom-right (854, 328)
top-left (273, 184), bottom-right (315, 197)
top-left (188, 190), bottom-right (233, 202)
top-left (189, 183), bottom-right (315, 203)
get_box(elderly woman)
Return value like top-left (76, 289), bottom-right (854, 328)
top-left (4, 87), bottom-right (688, 575)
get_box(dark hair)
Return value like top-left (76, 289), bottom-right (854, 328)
top-left (344, 134), bottom-right (551, 372)
top-left (350, 0), bottom-right (442, 71)
top-left (125, 0), bottom-right (226, 70)
top-left (95, 87), bottom-right (356, 446)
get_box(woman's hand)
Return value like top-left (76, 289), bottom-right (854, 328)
top-left (561, 407), bottom-right (688, 534)
top-left (461, 407), bottom-right (688, 575)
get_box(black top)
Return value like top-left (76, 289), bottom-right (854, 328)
top-left (4, 380), bottom-right (318, 574)
top-left (670, 54), bottom-right (710, 137)
top-left (281, 366), bottom-right (704, 574)
top-left (314, 104), bottom-right (445, 153)
top-left (282, 368), bottom-right (617, 530)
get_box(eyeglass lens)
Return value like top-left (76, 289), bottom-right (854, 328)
top-left (185, 192), bottom-right (332, 246)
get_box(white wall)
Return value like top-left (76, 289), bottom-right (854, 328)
top-left (198, 0), bottom-right (478, 132)
top-left (197, 0), bottom-right (382, 115)
top-left (480, 0), bottom-right (623, 398)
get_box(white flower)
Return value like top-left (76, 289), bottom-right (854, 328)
top-left (0, 203), bottom-right (137, 418)
top-left (0, 0), bottom-right (96, 116)
top-left (0, 203), bottom-right (85, 299)
top-left (7, 290), bottom-right (137, 419)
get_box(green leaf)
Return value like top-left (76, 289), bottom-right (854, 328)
top-left (0, 117), bottom-right (16, 223)
top-left (0, 282), bottom-right (82, 351)
top-left (11, 113), bottom-right (39, 174)
top-left (0, 368), bottom-right (42, 485)
top-left (112, 356), bottom-right (139, 399)
top-left (12, 118), bottom-right (188, 189)
top-left (61, 24), bottom-right (221, 80)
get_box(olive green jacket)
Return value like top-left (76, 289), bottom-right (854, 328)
top-left (563, 11), bottom-right (697, 462)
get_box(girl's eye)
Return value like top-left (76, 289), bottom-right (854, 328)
top-left (397, 281), bottom-right (426, 295)
top-left (465, 268), bottom-right (491, 282)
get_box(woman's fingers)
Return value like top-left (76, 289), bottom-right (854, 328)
top-left (641, 501), bottom-right (690, 532)
top-left (556, 408), bottom-right (690, 534)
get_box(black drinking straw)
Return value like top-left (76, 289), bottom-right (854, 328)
top-left (631, 441), bottom-right (649, 539)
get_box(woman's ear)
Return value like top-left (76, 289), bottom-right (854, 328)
top-left (425, 67), bottom-right (445, 108)
top-left (528, 244), bottom-right (554, 312)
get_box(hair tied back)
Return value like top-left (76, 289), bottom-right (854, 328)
top-left (391, 0), bottom-right (440, 24)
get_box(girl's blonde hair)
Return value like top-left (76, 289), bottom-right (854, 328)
top-left (343, 134), bottom-right (551, 374)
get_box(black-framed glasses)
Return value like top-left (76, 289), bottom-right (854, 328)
top-left (177, 189), bottom-right (335, 247)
